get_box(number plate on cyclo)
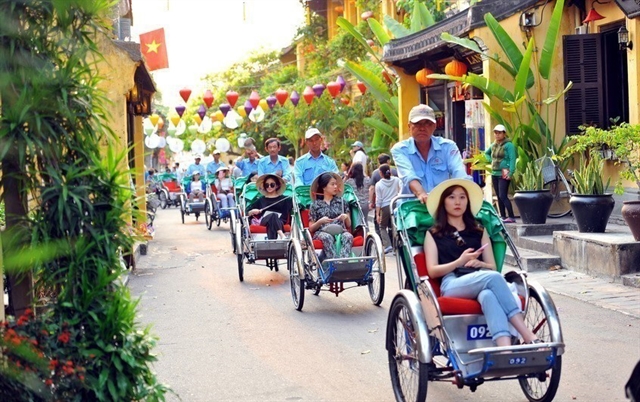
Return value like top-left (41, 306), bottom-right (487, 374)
top-left (467, 324), bottom-right (492, 340)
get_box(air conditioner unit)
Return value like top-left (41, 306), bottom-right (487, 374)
top-left (576, 25), bottom-right (588, 34)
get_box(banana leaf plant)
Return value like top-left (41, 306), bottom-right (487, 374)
top-left (428, 0), bottom-right (570, 171)
top-left (336, 1), bottom-right (436, 151)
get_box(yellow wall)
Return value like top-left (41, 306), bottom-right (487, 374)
top-left (397, 69), bottom-right (422, 140)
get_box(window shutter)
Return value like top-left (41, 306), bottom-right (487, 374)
top-left (563, 34), bottom-right (604, 134)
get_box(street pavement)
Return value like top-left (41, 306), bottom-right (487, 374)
top-left (129, 208), bottom-right (640, 401)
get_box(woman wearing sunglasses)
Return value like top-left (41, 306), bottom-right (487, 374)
top-left (246, 174), bottom-right (292, 239)
top-left (424, 179), bottom-right (540, 347)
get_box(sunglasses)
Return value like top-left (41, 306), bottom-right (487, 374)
top-left (453, 231), bottom-right (466, 247)
top-left (264, 182), bottom-right (277, 189)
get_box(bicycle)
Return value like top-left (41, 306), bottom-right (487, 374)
top-left (537, 152), bottom-right (573, 218)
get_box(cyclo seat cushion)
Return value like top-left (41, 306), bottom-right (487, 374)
top-left (164, 181), bottom-right (180, 192)
top-left (249, 224), bottom-right (292, 234)
top-left (413, 252), bottom-right (523, 315)
top-left (300, 210), bottom-right (363, 249)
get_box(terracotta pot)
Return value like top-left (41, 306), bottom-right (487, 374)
top-left (513, 190), bottom-right (553, 224)
top-left (569, 194), bottom-right (615, 233)
top-left (621, 200), bottom-right (640, 241)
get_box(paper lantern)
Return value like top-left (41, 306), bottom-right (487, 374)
top-left (223, 111), bottom-right (239, 129)
top-left (157, 136), bottom-right (167, 149)
top-left (219, 103), bottom-right (231, 116)
top-left (203, 90), bottom-right (214, 108)
top-left (303, 86), bottom-right (315, 105)
top-left (382, 70), bottom-right (393, 84)
top-left (340, 98), bottom-right (350, 105)
top-left (445, 59), bottom-right (467, 77)
top-left (275, 89), bottom-right (288, 106)
top-left (145, 133), bottom-right (160, 149)
top-left (157, 117), bottom-right (164, 129)
top-left (170, 115), bottom-right (181, 127)
top-left (193, 115), bottom-right (202, 125)
top-left (416, 68), bottom-right (435, 86)
top-left (175, 105), bottom-right (186, 117)
top-left (187, 125), bottom-right (198, 135)
top-left (191, 139), bottom-right (206, 154)
top-left (226, 90), bottom-right (239, 107)
top-left (169, 138), bottom-right (184, 153)
top-left (248, 106), bottom-right (265, 123)
top-left (335, 5), bottom-right (343, 13)
top-left (357, 81), bottom-right (367, 95)
top-left (266, 95), bottom-right (277, 109)
top-left (213, 110), bottom-right (224, 122)
top-left (290, 90), bottom-right (300, 107)
top-left (198, 116), bottom-right (212, 134)
top-left (197, 104), bottom-right (206, 119)
top-left (312, 83), bottom-right (325, 98)
top-left (167, 126), bottom-right (177, 136)
top-left (144, 126), bottom-right (155, 136)
top-left (215, 138), bottom-right (231, 153)
top-left (212, 121), bottom-right (222, 132)
top-left (336, 75), bottom-right (346, 92)
top-left (258, 98), bottom-right (269, 111)
top-left (175, 120), bottom-right (186, 136)
top-left (249, 91), bottom-right (260, 109)
top-left (237, 105), bottom-right (247, 118)
top-left (237, 133), bottom-right (248, 148)
top-left (243, 100), bottom-right (253, 117)
top-left (327, 82), bottom-right (341, 98)
top-left (179, 88), bottom-right (191, 103)
top-left (149, 114), bottom-right (160, 127)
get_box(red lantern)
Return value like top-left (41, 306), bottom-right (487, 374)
top-left (249, 91), bottom-right (260, 109)
top-left (303, 86), bottom-right (315, 105)
top-left (335, 5), bottom-right (343, 13)
top-left (179, 88), bottom-right (191, 103)
top-left (415, 68), bottom-right (435, 86)
top-left (226, 90), bottom-right (239, 107)
top-left (444, 59), bottom-right (468, 77)
top-left (327, 82), bottom-right (341, 98)
top-left (340, 98), bottom-right (350, 105)
top-left (275, 89), bottom-right (288, 106)
top-left (357, 81), bottom-right (367, 95)
top-left (203, 90), bottom-right (214, 108)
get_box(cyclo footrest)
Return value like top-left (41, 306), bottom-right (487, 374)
top-left (465, 342), bottom-right (563, 378)
top-left (320, 257), bottom-right (373, 283)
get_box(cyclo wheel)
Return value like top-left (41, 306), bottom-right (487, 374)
top-left (365, 237), bottom-right (385, 306)
top-left (288, 244), bottom-right (305, 311)
top-left (159, 192), bottom-right (168, 209)
top-left (204, 203), bottom-right (211, 230)
top-left (547, 179), bottom-right (572, 218)
top-left (387, 295), bottom-right (429, 402)
top-left (518, 288), bottom-right (562, 402)
top-left (236, 223), bottom-right (244, 282)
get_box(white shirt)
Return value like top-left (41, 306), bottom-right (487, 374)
top-left (352, 150), bottom-right (368, 174)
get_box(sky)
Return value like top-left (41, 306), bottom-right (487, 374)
top-left (130, 0), bottom-right (306, 106)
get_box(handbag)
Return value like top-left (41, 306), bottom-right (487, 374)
top-left (453, 267), bottom-right (481, 277)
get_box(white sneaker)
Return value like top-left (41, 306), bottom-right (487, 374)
top-left (384, 246), bottom-right (393, 254)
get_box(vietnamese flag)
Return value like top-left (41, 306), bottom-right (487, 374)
top-left (139, 28), bottom-right (169, 71)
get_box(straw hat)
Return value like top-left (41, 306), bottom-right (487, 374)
top-left (426, 179), bottom-right (484, 217)
top-left (256, 174), bottom-right (286, 197)
top-left (310, 172), bottom-right (344, 200)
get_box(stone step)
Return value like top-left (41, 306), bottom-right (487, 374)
top-left (517, 235), bottom-right (555, 255)
top-left (621, 272), bottom-right (640, 288)
top-left (505, 222), bottom-right (577, 238)
top-left (504, 247), bottom-right (561, 272)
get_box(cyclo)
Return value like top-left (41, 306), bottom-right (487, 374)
top-left (178, 174), bottom-right (207, 223)
top-left (385, 195), bottom-right (564, 402)
top-left (155, 172), bottom-right (182, 209)
top-left (203, 173), bottom-right (232, 230)
top-left (234, 177), bottom-right (293, 282)
top-left (228, 175), bottom-right (250, 255)
top-left (286, 174), bottom-right (386, 311)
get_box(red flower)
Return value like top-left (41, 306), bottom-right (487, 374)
top-left (45, 378), bottom-right (53, 386)
top-left (49, 359), bottom-right (59, 370)
top-left (57, 331), bottom-right (70, 344)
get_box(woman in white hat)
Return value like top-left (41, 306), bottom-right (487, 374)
top-left (188, 172), bottom-right (205, 202)
top-left (424, 179), bottom-right (540, 347)
top-left (484, 124), bottom-right (517, 223)
top-left (214, 166), bottom-right (235, 210)
top-left (246, 174), bottom-right (292, 239)
top-left (309, 172), bottom-right (353, 259)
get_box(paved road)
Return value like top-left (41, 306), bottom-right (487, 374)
top-left (129, 208), bottom-right (640, 401)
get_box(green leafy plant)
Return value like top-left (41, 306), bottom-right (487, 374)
top-left (563, 122), bottom-right (640, 195)
top-left (570, 154), bottom-right (611, 195)
top-left (429, 0), bottom-right (570, 169)
top-left (517, 161), bottom-right (545, 191)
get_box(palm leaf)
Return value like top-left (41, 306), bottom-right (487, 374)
top-left (484, 13), bottom-right (534, 88)
top-left (378, 101), bottom-right (399, 128)
top-left (336, 17), bottom-right (380, 61)
top-left (514, 36), bottom-right (534, 99)
top-left (539, 0), bottom-right (565, 80)
top-left (481, 102), bottom-right (512, 133)
top-left (341, 60), bottom-right (391, 103)
top-left (411, 1), bottom-right (435, 32)
top-left (384, 15), bottom-right (412, 38)
top-left (429, 72), bottom-right (514, 101)
top-left (363, 117), bottom-right (395, 137)
top-left (368, 18), bottom-right (391, 45)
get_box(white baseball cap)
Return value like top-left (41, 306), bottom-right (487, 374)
top-left (305, 127), bottom-right (322, 139)
top-left (408, 104), bottom-right (436, 124)
top-left (493, 124), bottom-right (507, 132)
top-left (212, 149), bottom-right (221, 155)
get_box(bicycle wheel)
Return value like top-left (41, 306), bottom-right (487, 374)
top-left (518, 288), bottom-right (562, 402)
top-left (387, 296), bottom-right (429, 402)
top-left (547, 179), bottom-right (572, 218)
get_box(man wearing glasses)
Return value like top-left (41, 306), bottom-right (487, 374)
top-left (293, 127), bottom-right (339, 186)
top-left (391, 104), bottom-right (470, 204)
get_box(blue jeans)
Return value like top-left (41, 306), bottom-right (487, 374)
top-left (440, 270), bottom-right (520, 341)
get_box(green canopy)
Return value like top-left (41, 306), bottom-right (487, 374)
top-left (156, 172), bottom-right (176, 182)
top-left (242, 182), bottom-right (293, 207)
top-left (395, 200), bottom-right (507, 272)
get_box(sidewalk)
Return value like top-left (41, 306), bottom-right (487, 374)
top-left (505, 265), bottom-right (640, 319)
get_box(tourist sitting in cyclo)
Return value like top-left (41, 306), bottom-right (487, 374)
top-left (424, 179), bottom-right (540, 346)
top-left (246, 174), bottom-right (292, 240)
top-left (214, 166), bottom-right (236, 210)
top-left (308, 172), bottom-right (353, 259)
top-left (188, 172), bottom-right (205, 202)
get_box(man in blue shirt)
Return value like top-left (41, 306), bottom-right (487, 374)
top-left (293, 127), bottom-right (338, 186)
top-left (185, 155), bottom-right (206, 177)
top-left (391, 104), bottom-right (470, 204)
top-left (257, 137), bottom-right (292, 182)
top-left (235, 146), bottom-right (259, 177)
top-left (206, 150), bottom-right (225, 176)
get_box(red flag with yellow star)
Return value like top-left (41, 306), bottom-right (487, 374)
top-left (139, 28), bottom-right (169, 71)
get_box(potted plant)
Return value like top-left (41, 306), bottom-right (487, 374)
top-left (566, 154), bottom-right (615, 233)
top-left (513, 161), bottom-right (553, 224)
top-left (565, 122), bottom-right (640, 238)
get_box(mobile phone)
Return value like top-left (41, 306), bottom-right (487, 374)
top-left (477, 243), bottom-right (489, 253)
